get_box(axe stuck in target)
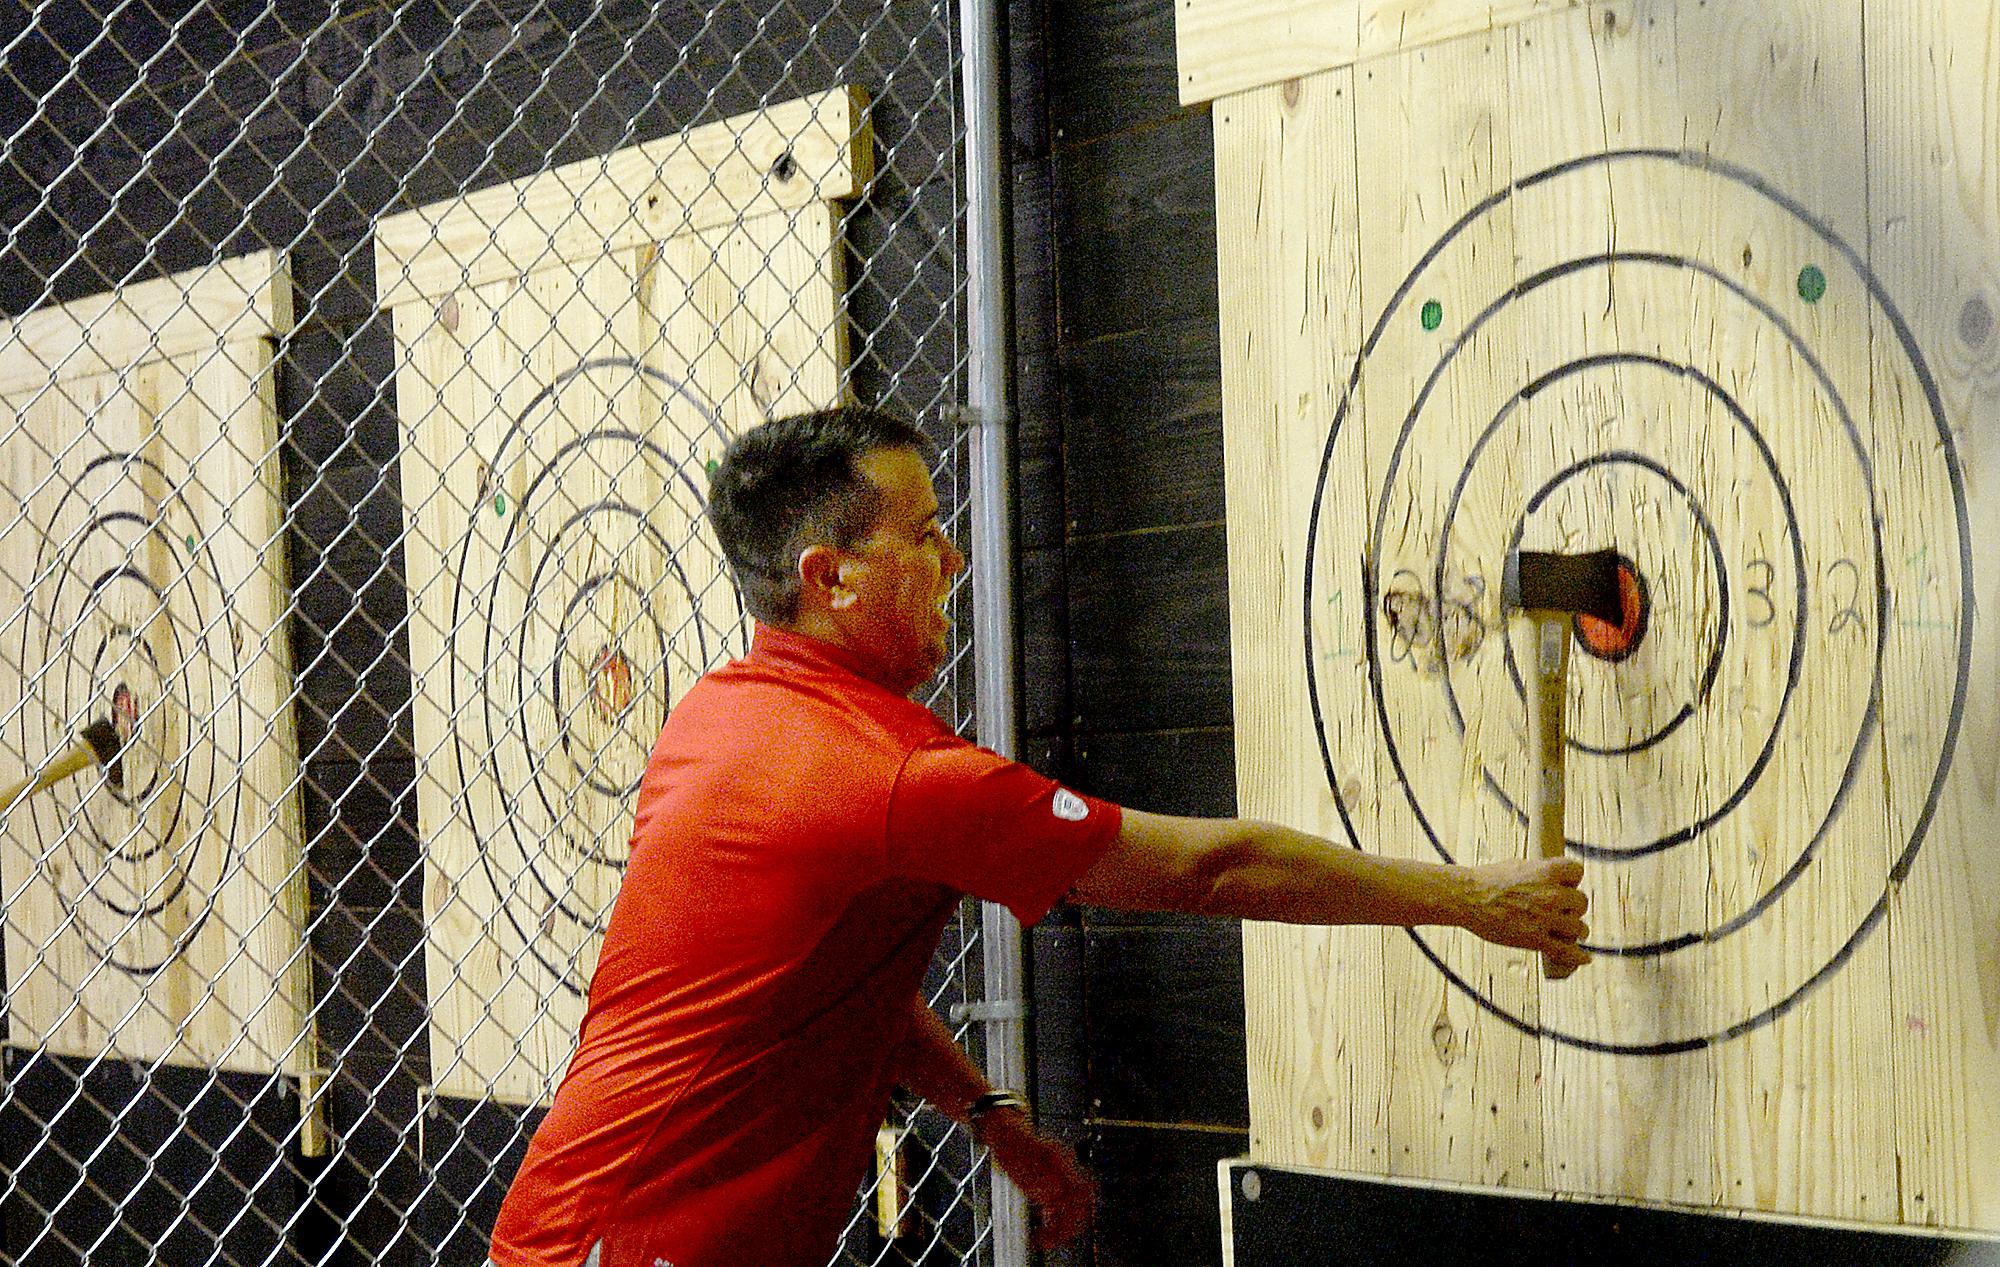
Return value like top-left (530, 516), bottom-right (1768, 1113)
top-left (0, 715), bottom-right (127, 815)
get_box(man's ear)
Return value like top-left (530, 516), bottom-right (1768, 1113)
top-left (797, 543), bottom-right (855, 612)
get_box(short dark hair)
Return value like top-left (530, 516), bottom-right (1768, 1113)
top-left (706, 405), bottom-right (931, 623)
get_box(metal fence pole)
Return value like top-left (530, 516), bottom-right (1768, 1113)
top-left (958, 0), bottom-right (1029, 1263)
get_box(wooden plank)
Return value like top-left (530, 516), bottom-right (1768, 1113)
top-left (1083, 921), bottom-right (1249, 1127)
top-left (0, 261), bottom-right (310, 1075)
top-left (389, 200), bottom-right (842, 1104)
top-left (651, 201), bottom-right (847, 430)
top-left (1350, 29), bottom-right (1550, 1193)
top-left (1504, 3), bottom-right (1722, 1211)
top-left (1864, 0), bottom-right (2000, 1232)
top-left (0, 250), bottom-right (291, 397)
top-left (1174, 0), bottom-right (1573, 106)
top-left (1048, 0), bottom-right (1186, 147)
top-left (1068, 523), bottom-right (1233, 734)
top-left (1089, 1123), bottom-right (1250, 1267)
top-left (1212, 0), bottom-right (1996, 1233)
top-left (1064, 321), bottom-right (1226, 539)
top-left (1210, 66), bottom-right (1386, 1175)
top-left (1055, 109), bottom-right (1220, 348)
top-left (1656, 0), bottom-right (1897, 1224)
top-left (374, 87), bottom-right (870, 309)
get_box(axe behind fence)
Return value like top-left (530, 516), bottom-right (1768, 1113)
top-left (0, 717), bottom-right (125, 815)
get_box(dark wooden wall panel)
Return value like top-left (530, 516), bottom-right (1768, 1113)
top-left (1083, 921), bottom-right (1248, 1128)
top-left (1066, 524), bottom-right (1233, 736)
top-left (0, 1054), bottom-right (306, 1267)
top-left (1010, 0), bottom-right (1246, 1263)
top-left (1084, 1124), bottom-right (1247, 1267)
top-left (1052, 114), bottom-right (1219, 350)
top-left (1062, 319), bottom-right (1225, 540)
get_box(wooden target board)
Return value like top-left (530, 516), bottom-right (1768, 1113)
top-left (379, 89), bottom-right (866, 1105)
top-left (0, 253), bottom-right (313, 1074)
top-left (1199, 0), bottom-right (1997, 1234)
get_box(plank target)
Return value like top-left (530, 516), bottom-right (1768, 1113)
top-left (383, 106), bottom-right (856, 1102)
top-left (1305, 149), bottom-right (1971, 1055)
top-left (0, 252), bottom-right (310, 1074)
top-left (1210, 0), bottom-right (1998, 1226)
top-left (443, 358), bottom-right (747, 997)
top-left (16, 453), bottom-right (241, 975)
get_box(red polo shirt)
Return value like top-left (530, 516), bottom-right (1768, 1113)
top-left (486, 626), bottom-right (1121, 1267)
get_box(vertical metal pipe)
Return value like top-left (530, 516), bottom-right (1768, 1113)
top-left (958, 0), bottom-right (1028, 1263)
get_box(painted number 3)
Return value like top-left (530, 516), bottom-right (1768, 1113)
top-left (1745, 558), bottom-right (1777, 629)
top-left (1745, 557), bottom-right (1867, 636)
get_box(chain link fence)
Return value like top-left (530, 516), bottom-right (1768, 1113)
top-left (0, 2), bottom-right (998, 1263)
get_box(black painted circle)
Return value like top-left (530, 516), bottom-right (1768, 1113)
top-left (445, 357), bottom-right (748, 995)
top-left (1393, 311), bottom-right (1825, 869)
top-left (1300, 149), bottom-right (1972, 1054)
top-left (1457, 446), bottom-right (1733, 761)
top-left (19, 454), bottom-right (242, 977)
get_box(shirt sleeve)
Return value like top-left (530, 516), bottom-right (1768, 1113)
top-left (884, 737), bottom-right (1123, 925)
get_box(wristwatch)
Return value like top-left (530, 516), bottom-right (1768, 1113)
top-left (965, 1089), bottom-right (1030, 1138)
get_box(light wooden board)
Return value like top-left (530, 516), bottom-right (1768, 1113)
top-left (375, 87), bottom-right (869, 308)
top-left (0, 254), bottom-right (294, 398)
top-left (389, 172), bottom-right (846, 1103)
top-left (1175, 0), bottom-right (1574, 105)
top-left (1209, 0), bottom-right (1996, 1232)
top-left (1864, 0), bottom-right (2000, 1230)
top-left (1214, 67), bottom-right (1385, 1172)
top-left (0, 252), bottom-right (312, 1075)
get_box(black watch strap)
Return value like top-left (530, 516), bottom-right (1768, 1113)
top-left (965, 1089), bottom-right (1030, 1129)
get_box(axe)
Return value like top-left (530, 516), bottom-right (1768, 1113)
top-left (1502, 548), bottom-right (1622, 980)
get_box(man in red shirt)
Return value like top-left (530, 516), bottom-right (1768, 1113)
top-left (487, 407), bottom-right (1590, 1267)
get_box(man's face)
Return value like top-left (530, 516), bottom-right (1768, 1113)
top-left (835, 446), bottom-right (966, 693)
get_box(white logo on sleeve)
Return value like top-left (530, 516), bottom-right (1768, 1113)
top-left (1052, 788), bottom-right (1089, 822)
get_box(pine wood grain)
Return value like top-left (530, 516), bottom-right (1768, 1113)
top-left (0, 252), bottom-right (292, 397)
top-left (1175, 0), bottom-right (1574, 106)
top-left (388, 184), bottom-right (842, 1103)
top-left (374, 88), bottom-right (869, 310)
top-left (0, 254), bottom-right (311, 1075)
top-left (1212, 65), bottom-right (1391, 1174)
top-left (1865, 0), bottom-right (2000, 1231)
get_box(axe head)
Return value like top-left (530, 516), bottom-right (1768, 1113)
top-left (1502, 547), bottom-right (1624, 625)
top-left (78, 716), bottom-right (124, 790)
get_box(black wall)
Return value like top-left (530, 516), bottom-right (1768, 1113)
top-left (1007, 2), bottom-right (1249, 1264)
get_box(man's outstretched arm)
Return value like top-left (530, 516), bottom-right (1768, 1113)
top-left (889, 996), bottom-right (1093, 1248)
top-left (1069, 809), bottom-right (1592, 974)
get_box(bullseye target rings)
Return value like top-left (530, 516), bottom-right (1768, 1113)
top-left (1304, 151), bottom-right (1972, 1054)
top-left (11, 453), bottom-right (240, 976)
top-left (442, 357), bottom-right (749, 995)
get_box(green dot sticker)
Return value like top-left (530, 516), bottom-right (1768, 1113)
top-left (493, 493), bottom-right (508, 517)
top-left (705, 458), bottom-right (718, 478)
top-left (1797, 265), bottom-right (1827, 304)
top-left (1420, 299), bottom-right (1444, 331)
top-left (185, 534), bottom-right (197, 551)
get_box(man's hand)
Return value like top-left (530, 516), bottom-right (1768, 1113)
top-left (979, 1108), bottom-right (1094, 1249)
top-left (1457, 857), bottom-right (1592, 976)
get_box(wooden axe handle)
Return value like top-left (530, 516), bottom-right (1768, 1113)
top-left (1524, 612), bottom-right (1577, 981)
top-left (0, 742), bottom-right (100, 815)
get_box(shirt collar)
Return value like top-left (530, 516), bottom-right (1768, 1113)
top-left (749, 623), bottom-right (882, 685)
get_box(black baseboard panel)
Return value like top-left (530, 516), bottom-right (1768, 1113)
top-left (1222, 1161), bottom-right (2000, 1267)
